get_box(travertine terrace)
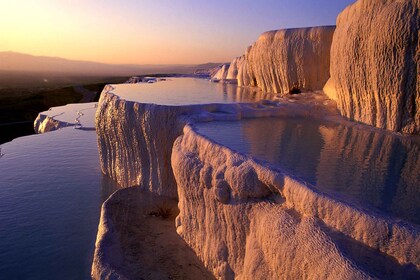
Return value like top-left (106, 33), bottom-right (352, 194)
top-left (93, 79), bottom-right (419, 279)
top-left (34, 103), bottom-right (97, 133)
top-left (92, 0), bottom-right (420, 278)
top-left (94, 82), bottom-right (331, 197)
top-left (323, 0), bottom-right (419, 134)
top-left (172, 125), bottom-right (419, 279)
top-left (215, 26), bottom-right (335, 94)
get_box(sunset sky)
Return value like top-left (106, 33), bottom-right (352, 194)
top-left (0, 0), bottom-right (355, 65)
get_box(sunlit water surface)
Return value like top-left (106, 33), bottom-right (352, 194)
top-left (39, 103), bottom-right (97, 126)
top-left (0, 128), bottom-right (118, 279)
top-left (112, 77), bottom-right (270, 105)
top-left (196, 117), bottom-right (420, 225)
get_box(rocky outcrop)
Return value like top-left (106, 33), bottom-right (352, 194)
top-left (34, 114), bottom-right (72, 133)
top-left (172, 125), bottom-right (420, 279)
top-left (324, 0), bottom-right (420, 134)
top-left (212, 64), bottom-right (230, 81)
top-left (220, 27), bottom-right (333, 94)
top-left (243, 26), bottom-right (335, 94)
top-left (213, 27), bottom-right (335, 93)
top-left (226, 56), bottom-right (245, 80)
top-left (34, 102), bottom-right (97, 133)
top-left (95, 87), bottom-right (185, 198)
top-left (196, 65), bottom-right (224, 78)
top-left (211, 60), bottom-right (242, 83)
top-left (94, 78), bottom-right (419, 278)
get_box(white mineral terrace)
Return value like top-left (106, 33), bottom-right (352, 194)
top-left (109, 77), bottom-right (274, 105)
top-left (92, 77), bottom-right (419, 279)
top-left (34, 102), bottom-right (97, 133)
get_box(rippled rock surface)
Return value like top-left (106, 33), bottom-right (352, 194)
top-left (242, 26), bottom-right (335, 94)
top-left (95, 78), bottom-right (281, 197)
top-left (214, 26), bottom-right (335, 94)
top-left (94, 77), bottom-right (419, 279)
top-left (324, 0), bottom-right (419, 134)
top-left (172, 126), bottom-right (420, 279)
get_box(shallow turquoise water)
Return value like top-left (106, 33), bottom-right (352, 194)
top-left (0, 128), bottom-right (118, 279)
top-left (196, 117), bottom-right (420, 225)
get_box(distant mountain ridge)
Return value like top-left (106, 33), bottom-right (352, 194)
top-left (0, 52), bottom-right (223, 76)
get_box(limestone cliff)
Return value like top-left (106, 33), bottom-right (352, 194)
top-left (94, 80), bottom-right (419, 278)
top-left (324, 0), bottom-right (420, 134)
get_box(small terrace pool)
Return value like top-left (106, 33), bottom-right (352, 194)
top-left (196, 117), bottom-right (420, 224)
top-left (111, 77), bottom-right (270, 105)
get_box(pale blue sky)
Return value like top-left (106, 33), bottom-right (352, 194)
top-left (1, 0), bottom-right (355, 64)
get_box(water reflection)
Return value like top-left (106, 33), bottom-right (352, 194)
top-left (196, 117), bottom-right (420, 224)
top-left (219, 82), bottom-right (276, 103)
top-left (112, 78), bottom-right (275, 105)
top-left (0, 128), bottom-right (119, 279)
top-left (316, 124), bottom-right (420, 223)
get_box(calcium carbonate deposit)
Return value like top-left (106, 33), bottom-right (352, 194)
top-left (92, 0), bottom-right (420, 278)
top-left (34, 102), bottom-right (97, 133)
top-left (324, 0), bottom-right (419, 134)
top-left (213, 26), bottom-right (335, 95)
top-left (93, 78), bottom-right (419, 279)
top-left (172, 125), bottom-right (419, 279)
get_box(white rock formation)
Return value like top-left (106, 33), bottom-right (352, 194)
top-left (91, 190), bottom-right (127, 280)
top-left (34, 114), bottom-right (72, 134)
top-left (94, 77), bottom-right (419, 278)
top-left (323, 0), bottom-right (419, 134)
top-left (212, 64), bottom-right (230, 81)
top-left (236, 48), bottom-right (253, 87)
top-left (95, 83), bottom-right (339, 196)
top-left (95, 87), bottom-right (185, 197)
top-left (172, 125), bottom-right (420, 279)
top-left (196, 65), bottom-right (225, 78)
top-left (226, 56), bottom-right (245, 80)
top-left (233, 26), bottom-right (335, 94)
top-left (34, 102), bottom-right (97, 133)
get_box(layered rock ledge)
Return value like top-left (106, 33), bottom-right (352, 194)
top-left (93, 0), bottom-right (420, 276)
top-left (93, 79), bottom-right (419, 279)
top-left (95, 83), bottom-right (335, 198)
top-left (172, 125), bottom-right (419, 279)
top-left (213, 0), bottom-right (419, 135)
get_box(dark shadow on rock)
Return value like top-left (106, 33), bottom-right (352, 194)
top-left (96, 186), bottom-right (215, 280)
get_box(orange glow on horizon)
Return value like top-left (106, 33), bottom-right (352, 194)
top-left (0, 1), bottom-right (239, 64)
top-left (0, 0), bottom-right (353, 65)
